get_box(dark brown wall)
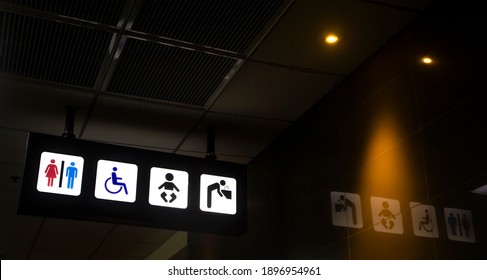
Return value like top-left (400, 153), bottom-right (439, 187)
top-left (189, 0), bottom-right (487, 259)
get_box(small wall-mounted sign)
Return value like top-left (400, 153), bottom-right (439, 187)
top-left (370, 196), bottom-right (403, 234)
top-left (444, 208), bottom-right (475, 243)
top-left (410, 202), bottom-right (439, 238)
top-left (330, 191), bottom-right (363, 228)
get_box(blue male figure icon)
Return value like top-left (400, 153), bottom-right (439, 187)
top-left (65, 162), bottom-right (78, 189)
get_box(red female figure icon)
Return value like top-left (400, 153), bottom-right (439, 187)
top-left (45, 159), bottom-right (58, 187)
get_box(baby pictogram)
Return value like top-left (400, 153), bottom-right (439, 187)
top-left (372, 197), bottom-right (403, 234)
top-left (158, 173), bottom-right (180, 203)
top-left (378, 201), bottom-right (396, 230)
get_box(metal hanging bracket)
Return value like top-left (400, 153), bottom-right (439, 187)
top-left (61, 105), bottom-right (77, 139)
top-left (205, 126), bottom-right (217, 160)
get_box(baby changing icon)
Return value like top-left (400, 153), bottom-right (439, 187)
top-left (149, 167), bottom-right (188, 209)
top-left (200, 174), bottom-right (237, 215)
top-left (370, 196), bottom-right (403, 234)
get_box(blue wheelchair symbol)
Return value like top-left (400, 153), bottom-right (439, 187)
top-left (105, 167), bottom-right (128, 195)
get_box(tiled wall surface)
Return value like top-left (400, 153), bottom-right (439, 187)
top-left (189, 0), bottom-right (487, 259)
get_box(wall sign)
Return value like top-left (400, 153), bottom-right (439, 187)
top-left (330, 191), bottom-right (363, 228)
top-left (410, 202), bottom-right (439, 238)
top-left (370, 196), bottom-right (403, 234)
top-left (444, 208), bottom-right (476, 243)
top-left (19, 132), bottom-right (247, 235)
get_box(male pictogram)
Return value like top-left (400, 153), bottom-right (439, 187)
top-left (65, 162), bottom-right (78, 189)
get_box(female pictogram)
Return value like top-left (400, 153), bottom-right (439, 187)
top-left (45, 159), bottom-right (59, 187)
top-left (378, 201), bottom-right (396, 230)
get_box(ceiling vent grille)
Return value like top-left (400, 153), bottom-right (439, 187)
top-left (1, 0), bottom-right (125, 26)
top-left (106, 38), bottom-right (237, 107)
top-left (131, 0), bottom-right (285, 53)
top-left (0, 12), bottom-right (112, 87)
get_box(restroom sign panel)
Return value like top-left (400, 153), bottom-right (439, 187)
top-left (36, 151), bottom-right (84, 196)
top-left (410, 202), bottom-right (439, 238)
top-left (330, 191), bottom-right (363, 228)
top-left (94, 159), bottom-right (138, 203)
top-left (444, 208), bottom-right (476, 243)
top-left (370, 196), bottom-right (403, 234)
top-left (149, 167), bottom-right (189, 209)
top-left (200, 174), bottom-right (237, 215)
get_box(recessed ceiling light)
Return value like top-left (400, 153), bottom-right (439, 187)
top-left (421, 56), bottom-right (433, 64)
top-left (324, 33), bottom-right (339, 45)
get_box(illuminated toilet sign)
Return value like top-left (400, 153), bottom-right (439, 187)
top-left (36, 151), bottom-right (84, 196)
top-left (19, 132), bottom-right (247, 235)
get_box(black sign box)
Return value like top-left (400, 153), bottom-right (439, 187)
top-left (18, 132), bottom-right (247, 235)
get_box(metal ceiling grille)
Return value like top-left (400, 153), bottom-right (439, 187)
top-left (131, 0), bottom-right (285, 53)
top-left (106, 38), bottom-right (237, 107)
top-left (1, 0), bottom-right (126, 26)
top-left (0, 12), bottom-right (112, 87)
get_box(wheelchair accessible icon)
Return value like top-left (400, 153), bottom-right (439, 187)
top-left (95, 160), bottom-right (138, 203)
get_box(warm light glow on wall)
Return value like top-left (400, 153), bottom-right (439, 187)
top-left (355, 109), bottom-right (424, 256)
top-left (357, 110), bottom-right (416, 199)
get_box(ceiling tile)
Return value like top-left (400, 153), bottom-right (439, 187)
top-left (130, 0), bottom-right (286, 53)
top-left (251, 0), bottom-right (418, 74)
top-left (0, 128), bottom-right (28, 165)
top-left (81, 95), bottom-right (204, 150)
top-left (105, 38), bottom-right (238, 107)
top-left (210, 61), bottom-right (343, 121)
top-left (0, 12), bottom-right (112, 87)
top-left (0, 79), bottom-right (94, 136)
top-left (178, 112), bottom-right (291, 159)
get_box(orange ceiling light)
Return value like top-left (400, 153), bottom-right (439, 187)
top-left (421, 56), bottom-right (433, 64)
top-left (324, 33), bottom-right (339, 45)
